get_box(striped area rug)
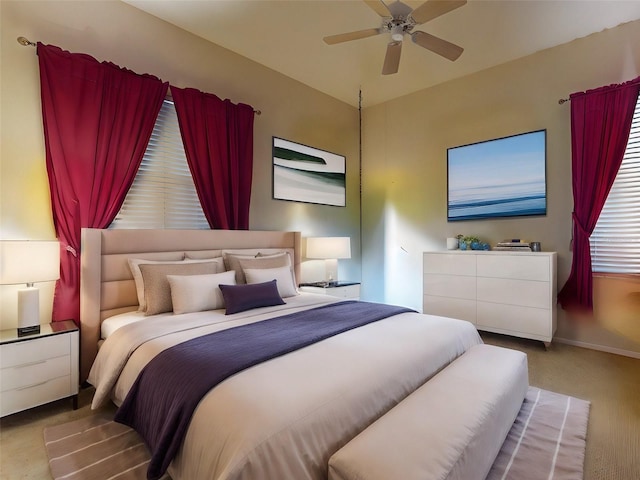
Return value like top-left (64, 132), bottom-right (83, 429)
top-left (487, 387), bottom-right (590, 480)
top-left (43, 387), bottom-right (589, 480)
top-left (43, 413), bottom-right (170, 480)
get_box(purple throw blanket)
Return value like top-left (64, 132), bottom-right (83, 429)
top-left (114, 301), bottom-right (413, 479)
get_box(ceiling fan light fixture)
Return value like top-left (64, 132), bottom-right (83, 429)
top-left (390, 24), bottom-right (405, 42)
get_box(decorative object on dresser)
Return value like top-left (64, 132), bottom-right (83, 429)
top-left (0, 240), bottom-right (60, 336)
top-left (423, 250), bottom-right (557, 347)
top-left (0, 320), bottom-right (79, 417)
top-left (494, 238), bottom-right (532, 251)
top-left (456, 234), bottom-right (490, 250)
top-left (298, 281), bottom-right (361, 300)
top-left (305, 236), bottom-right (351, 285)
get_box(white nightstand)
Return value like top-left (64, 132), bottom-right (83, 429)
top-left (0, 320), bottom-right (79, 417)
top-left (299, 281), bottom-right (361, 300)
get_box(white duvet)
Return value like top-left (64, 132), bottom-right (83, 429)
top-left (88, 294), bottom-right (482, 480)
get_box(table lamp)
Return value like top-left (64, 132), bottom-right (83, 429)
top-left (0, 240), bottom-right (60, 336)
top-left (306, 237), bottom-right (351, 286)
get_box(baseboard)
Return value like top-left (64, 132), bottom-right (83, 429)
top-left (553, 337), bottom-right (640, 359)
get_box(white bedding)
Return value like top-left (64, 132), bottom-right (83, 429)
top-left (88, 293), bottom-right (482, 480)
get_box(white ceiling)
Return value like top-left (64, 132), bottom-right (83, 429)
top-left (124, 0), bottom-right (640, 107)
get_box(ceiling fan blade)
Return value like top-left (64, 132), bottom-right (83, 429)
top-left (409, 0), bottom-right (467, 25)
top-left (411, 30), bottom-right (463, 61)
top-left (363, 0), bottom-right (391, 17)
top-left (382, 41), bottom-right (402, 75)
top-left (324, 28), bottom-right (381, 45)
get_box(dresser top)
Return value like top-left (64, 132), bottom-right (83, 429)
top-left (425, 250), bottom-right (556, 256)
top-left (0, 320), bottom-right (78, 345)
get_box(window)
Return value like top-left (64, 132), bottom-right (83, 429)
top-left (590, 94), bottom-right (640, 274)
top-left (110, 99), bottom-right (209, 229)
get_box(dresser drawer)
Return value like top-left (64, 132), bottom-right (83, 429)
top-left (477, 277), bottom-right (550, 309)
top-left (0, 375), bottom-right (72, 417)
top-left (424, 274), bottom-right (475, 300)
top-left (1, 355), bottom-right (71, 391)
top-left (423, 295), bottom-right (476, 324)
top-left (423, 253), bottom-right (476, 276)
top-left (477, 301), bottom-right (551, 338)
top-left (477, 255), bottom-right (550, 281)
top-left (0, 334), bottom-right (70, 368)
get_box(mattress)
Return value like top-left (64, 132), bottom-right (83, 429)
top-left (88, 293), bottom-right (482, 480)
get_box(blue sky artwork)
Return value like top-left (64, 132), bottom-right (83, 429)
top-left (447, 130), bottom-right (546, 221)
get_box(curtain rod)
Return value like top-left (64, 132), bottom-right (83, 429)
top-left (558, 98), bottom-right (570, 105)
top-left (17, 36), bottom-right (261, 115)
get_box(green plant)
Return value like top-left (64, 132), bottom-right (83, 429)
top-left (458, 235), bottom-right (479, 246)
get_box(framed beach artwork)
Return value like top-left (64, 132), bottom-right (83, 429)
top-left (447, 129), bottom-right (547, 221)
top-left (272, 137), bottom-right (346, 207)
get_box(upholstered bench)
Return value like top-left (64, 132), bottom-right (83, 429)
top-left (328, 344), bottom-right (528, 480)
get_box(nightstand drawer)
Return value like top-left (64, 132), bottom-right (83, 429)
top-left (0, 375), bottom-right (72, 417)
top-left (0, 334), bottom-right (70, 368)
top-left (1, 354), bottom-right (71, 391)
top-left (299, 284), bottom-right (360, 299)
top-left (327, 285), bottom-right (360, 298)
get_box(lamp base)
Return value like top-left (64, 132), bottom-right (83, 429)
top-left (17, 324), bottom-right (41, 337)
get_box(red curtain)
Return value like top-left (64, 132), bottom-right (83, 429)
top-left (38, 43), bottom-right (168, 324)
top-left (558, 77), bottom-right (640, 312)
top-left (170, 86), bottom-right (255, 230)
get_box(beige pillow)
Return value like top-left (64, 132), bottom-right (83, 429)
top-left (128, 257), bottom-right (184, 311)
top-left (128, 257), bottom-right (223, 310)
top-left (168, 270), bottom-right (236, 314)
top-left (226, 252), bottom-right (292, 284)
top-left (139, 261), bottom-right (224, 315)
top-left (243, 266), bottom-right (298, 298)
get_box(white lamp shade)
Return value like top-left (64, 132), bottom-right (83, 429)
top-left (0, 240), bottom-right (60, 285)
top-left (306, 237), bottom-right (351, 260)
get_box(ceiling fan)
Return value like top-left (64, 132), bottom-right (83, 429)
top-left (323, 0), bottom-right (467, 75)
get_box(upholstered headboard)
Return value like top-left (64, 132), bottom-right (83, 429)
top-left (79, 228), bottom-right (301, 382)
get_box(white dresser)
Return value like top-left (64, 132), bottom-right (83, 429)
top-left (0, 321), bottom-right (79, 417)
top-left (423, 251), bottom-right (557, 346)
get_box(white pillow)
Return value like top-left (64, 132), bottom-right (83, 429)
top-left (167, 270), bottom-right (236, 315)
top-left (128, 257), bottom-right (224, 311)
top-left (243, 266), bottom-right (298, 298)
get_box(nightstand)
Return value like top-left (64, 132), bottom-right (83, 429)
top-left (0, 320), bottom-right (79, 417)
top-left (299, 281), bottom-right (361, 300)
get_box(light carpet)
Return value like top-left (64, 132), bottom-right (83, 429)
top-left (44, 386), bottom-right (589, 480)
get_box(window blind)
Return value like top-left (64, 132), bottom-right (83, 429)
top-left (110, 99), bottom-right (209, 230)
top-left (590, 94), bottom-right (640, 274)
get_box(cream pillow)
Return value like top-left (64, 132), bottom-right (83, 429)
top-left (139, 261), bottom-right (224, 315)
top-left (128, 257), bottom-right (223, 311)
top-left (167, 270), bottom-right (236, 314)
top-left (243, 266), bottom-right (298, 298)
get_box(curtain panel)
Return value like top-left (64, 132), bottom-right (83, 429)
top-left (558, 77), bottom-right (640, 313)
top-left (38, 43), bottom-right (168, 326)
top-left (170, 86), bottom-right (255, 230)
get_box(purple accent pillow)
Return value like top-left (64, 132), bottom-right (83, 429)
top-left (219, 280), bottom-right (285, 315)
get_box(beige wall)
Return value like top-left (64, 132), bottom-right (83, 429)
top-left (0, 0), bottom-right (360, 329)
top-left (1, 1), bottom-right (637, 356)
top-left (361, 20), bottom-right (640, 356)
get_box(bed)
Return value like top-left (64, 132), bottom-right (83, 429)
top-left (81, 228), bottom-right (486, 480)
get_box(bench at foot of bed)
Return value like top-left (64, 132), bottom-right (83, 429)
top-left (328, 344), bottom-right (528, 480)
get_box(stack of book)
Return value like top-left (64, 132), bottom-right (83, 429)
top-left (493, 239), bottom-right (532, 251)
